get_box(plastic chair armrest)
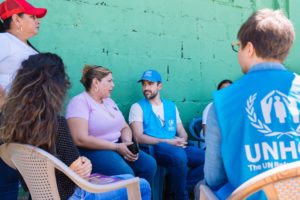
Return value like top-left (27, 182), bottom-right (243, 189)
top-left (200, 184), bottom-right (218, 200)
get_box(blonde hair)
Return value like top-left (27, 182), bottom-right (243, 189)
top-left (80, 64), bottom-right (112, 91)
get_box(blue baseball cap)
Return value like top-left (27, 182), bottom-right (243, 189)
top-left (137, 70), bottom-right (162, 83)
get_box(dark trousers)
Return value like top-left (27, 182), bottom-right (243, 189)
top-left (79, 148), bottom-right (157, 184)
top-left (142, 142), bottom-right (205, 200)
top-left (0, 158), bottom-right (19, 200)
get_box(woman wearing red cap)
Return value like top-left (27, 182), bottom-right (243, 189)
top-left (0, 0), bottom-right (47, 199)
top-left (0, 0), bottom-right (47, 93)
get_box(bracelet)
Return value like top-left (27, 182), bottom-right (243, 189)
top-left (116, 143), bottom-right (119, 152)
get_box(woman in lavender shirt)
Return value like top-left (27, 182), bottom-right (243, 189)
top-left (66, 65), bottom-right (157, 184)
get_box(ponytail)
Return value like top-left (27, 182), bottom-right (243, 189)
top-left (0, 17), bottom-right (12, 33)
top-left (80, 65), bottom-right (111, 91)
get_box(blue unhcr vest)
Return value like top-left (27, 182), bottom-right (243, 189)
top-left (138, 98), bottom-right (177, 139)
top-left (213, 63), bottom-right (300, 199)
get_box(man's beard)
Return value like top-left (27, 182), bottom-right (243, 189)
top-left (143, 90), bottom-right (158, 100)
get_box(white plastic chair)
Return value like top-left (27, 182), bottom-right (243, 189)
top-left (0, 143), bottom-right (141, 200)
top-left (200, 160), bottom-right (300, 200)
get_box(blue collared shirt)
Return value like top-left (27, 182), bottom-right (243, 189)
top-left (204, 62), bottom-right (286, 189)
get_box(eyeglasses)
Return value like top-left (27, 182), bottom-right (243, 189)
top-left (231, 41), bottom-right (241, 52)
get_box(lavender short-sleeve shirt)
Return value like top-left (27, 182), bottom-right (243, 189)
top-left (66, 92), bottom-right (125, 143)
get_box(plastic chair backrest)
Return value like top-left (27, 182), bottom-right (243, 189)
top-left (188, 117), bottom-right (205, 149)
top-left (0, 143), bottom-right (141, 200)
top-left (199, 160), bottom-right (300, 200)
top-left (227, 160), bottom-right (300, 200)
top-left (189, 117), bottom-right (203, 140)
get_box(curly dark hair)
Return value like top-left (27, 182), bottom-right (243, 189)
top-left (0, 53), bottom-right (70, 153)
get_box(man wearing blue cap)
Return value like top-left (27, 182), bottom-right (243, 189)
top-left (129, 69), bottom-right (205, 200)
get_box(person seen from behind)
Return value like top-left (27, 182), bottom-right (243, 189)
top-left (204, 9), bottom-right (299, 200)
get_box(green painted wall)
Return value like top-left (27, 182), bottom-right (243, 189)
top-left (14, 0), bottom-right (300, 132)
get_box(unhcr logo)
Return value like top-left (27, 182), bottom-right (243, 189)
top-left (168, 120), bottom-right (175, 131)
top-left (246, 91), bottom-right (300, 138)
top-left (144, 71), bottom-right (152, 77)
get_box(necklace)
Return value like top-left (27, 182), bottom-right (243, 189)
top-left (102, 103), bottom-right (115, 118)
top-left (157, 115), bottom-right (165, 127)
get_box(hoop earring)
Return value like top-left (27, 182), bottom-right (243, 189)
top-left (17, 26), bottom-right (23, 33)
top-left (94, 87), bottom-right (99, 92)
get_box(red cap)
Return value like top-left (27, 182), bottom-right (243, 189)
top-left (0, 0), bottom-right (47, 21)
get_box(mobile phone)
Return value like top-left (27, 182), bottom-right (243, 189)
top-left (127, 142), bottom-right (139, 155)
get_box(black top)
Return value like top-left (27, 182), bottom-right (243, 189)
top-left (0, 115), bottom-right (80, 200)
top-left (55, 116), bottom-right (80, 200)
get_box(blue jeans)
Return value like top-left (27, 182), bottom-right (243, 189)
top-left (68, 174), bottom-right (151, 200)
top-left (79, 148), bottom-right (157, 184)
top-left (0, 158), bottom-right (19, 200)
top-left (143, 142), bottom-right (205, 200)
